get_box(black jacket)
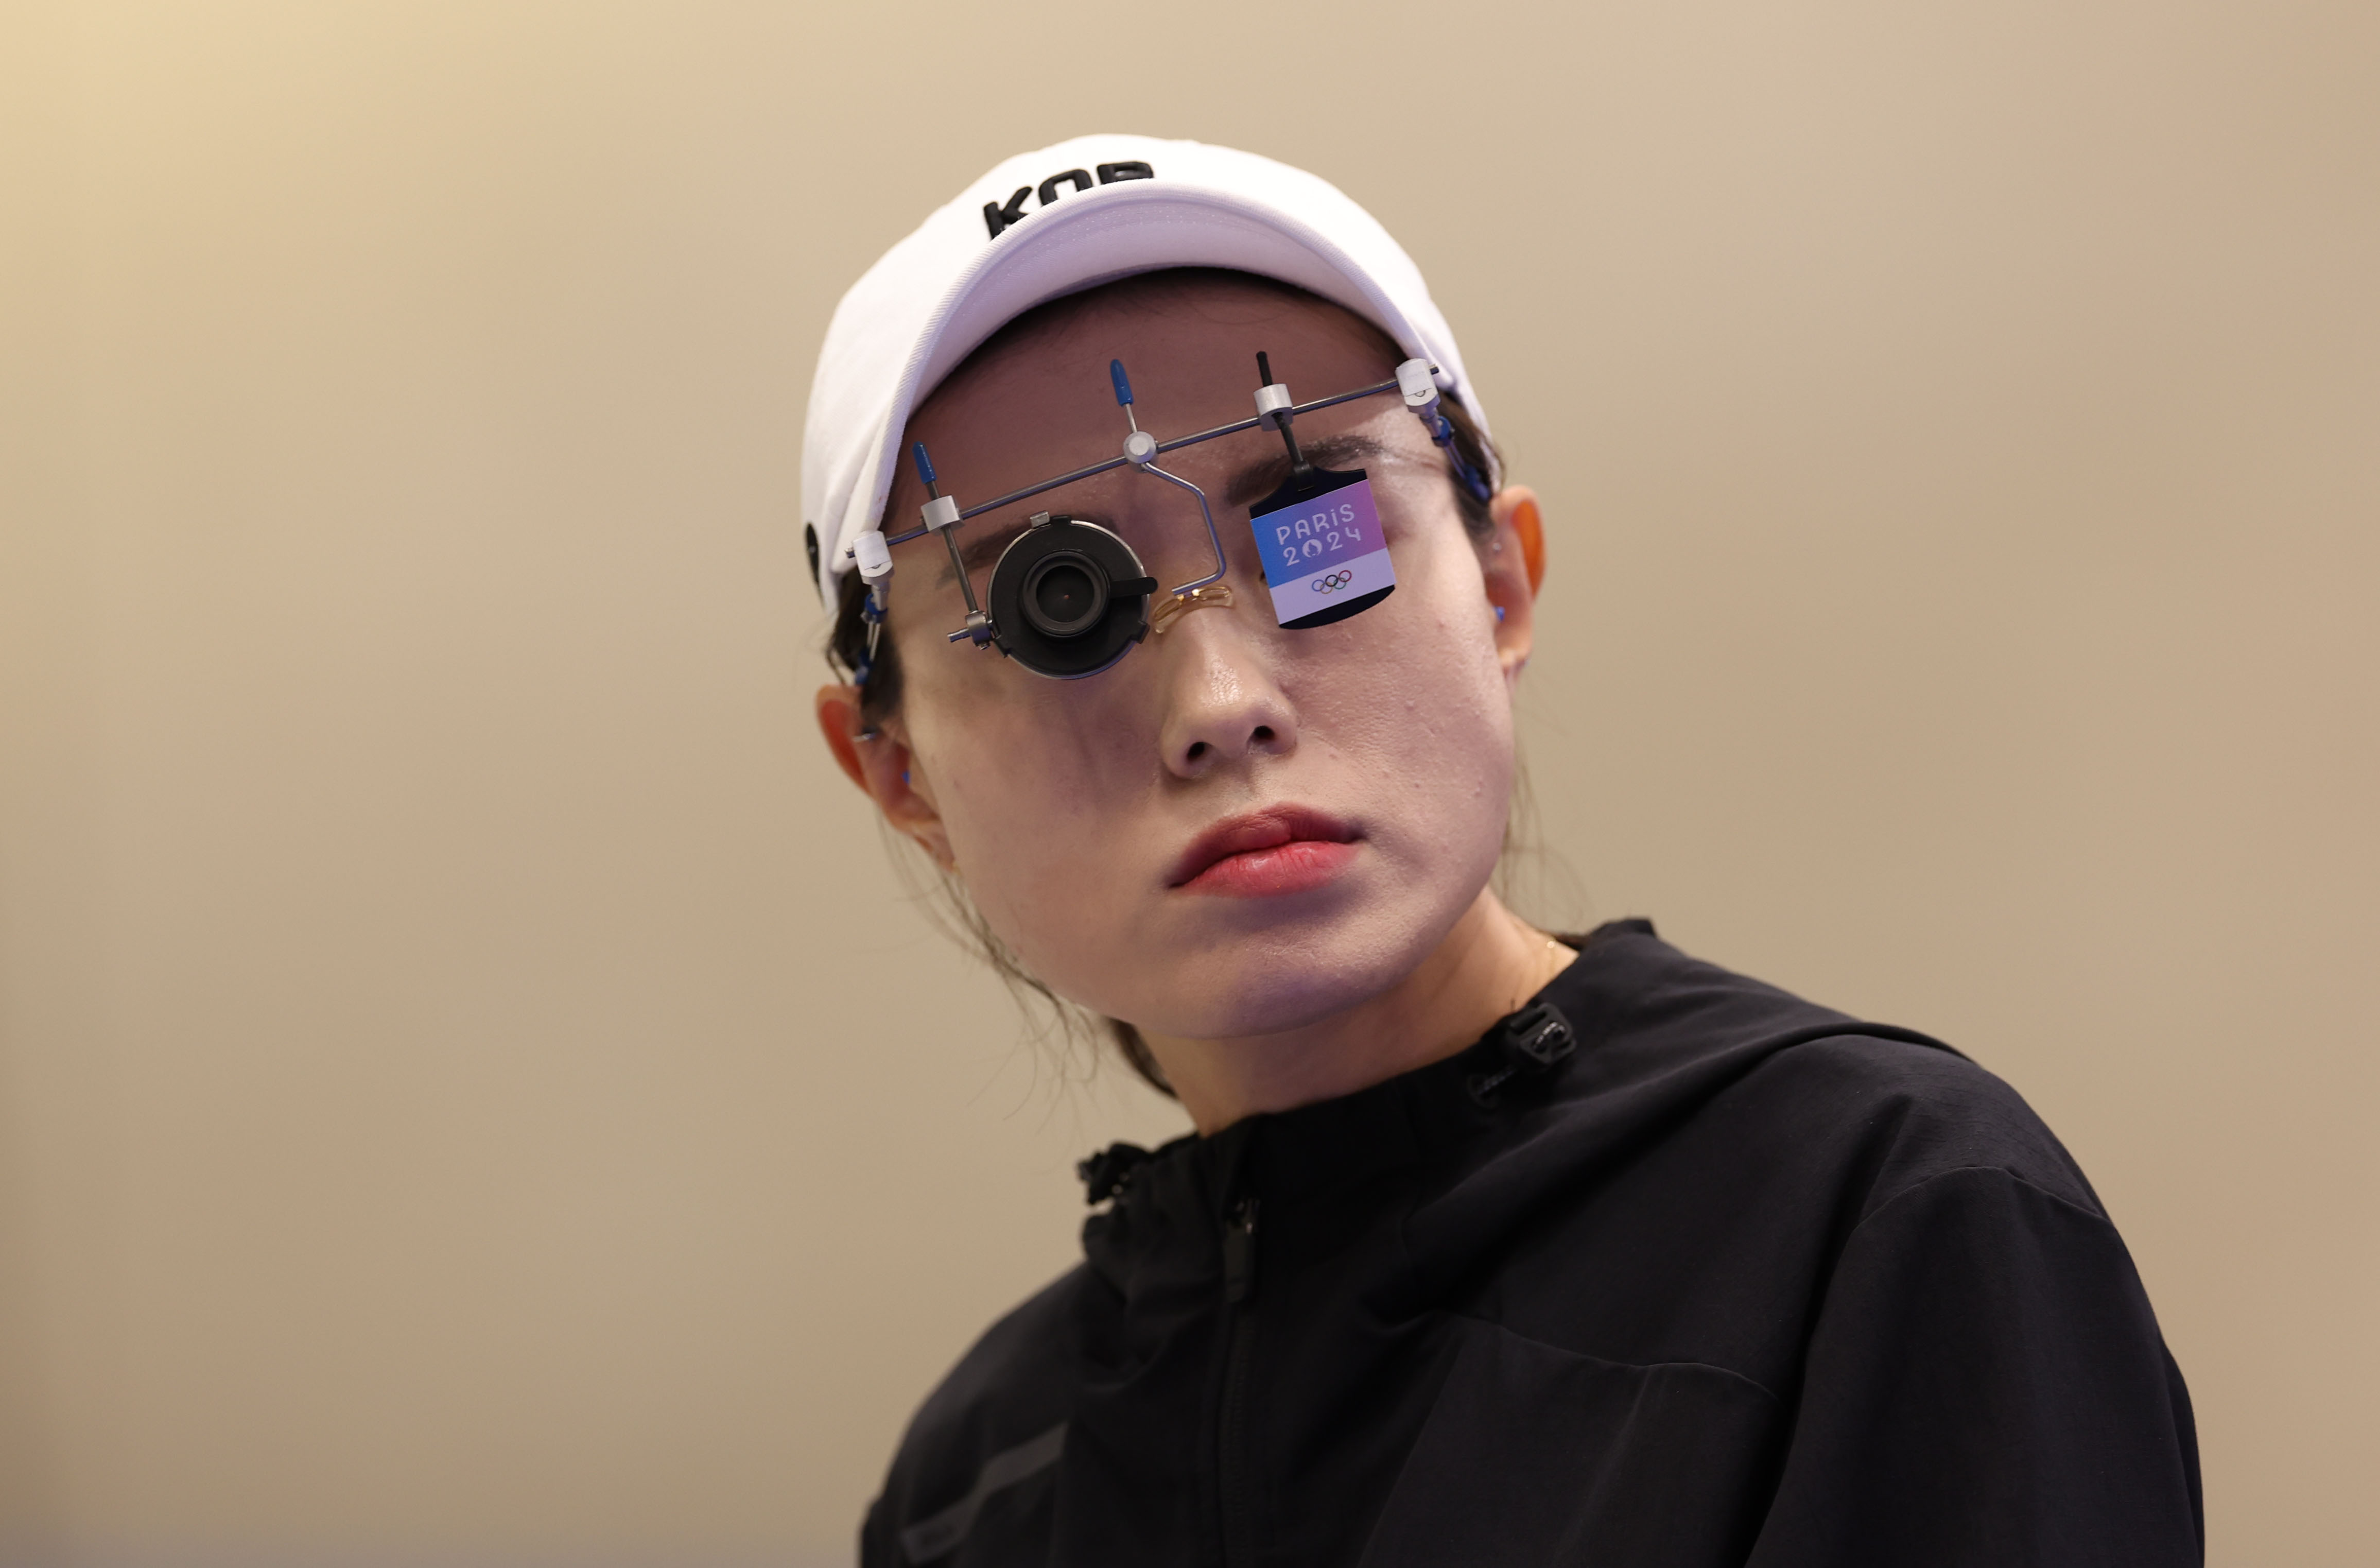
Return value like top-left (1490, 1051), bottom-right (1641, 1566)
top-left (861, 921), bottom-right (2203, 1566)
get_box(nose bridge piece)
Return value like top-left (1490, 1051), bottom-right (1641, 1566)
top-left (1149, 583), bottom-right (1236, 635)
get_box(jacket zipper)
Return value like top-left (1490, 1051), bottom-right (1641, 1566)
top-left (1218, 1194), bottom-right (1260, 1568)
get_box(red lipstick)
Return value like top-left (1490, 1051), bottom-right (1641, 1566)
top-left (1168, 807), bottom-right (1361, 898)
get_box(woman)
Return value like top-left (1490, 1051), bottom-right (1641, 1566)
top-left (807, 137), bottom-right (2201, 1566)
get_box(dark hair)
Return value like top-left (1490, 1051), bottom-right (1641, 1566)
top-left (823, 269), bottom-right (1506, 1097)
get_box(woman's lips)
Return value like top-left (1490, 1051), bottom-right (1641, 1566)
top-left (1169, 807), bottom-right (1361, 898)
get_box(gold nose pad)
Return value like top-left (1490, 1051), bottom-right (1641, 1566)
top-left (1149, 583), bottom-right (1235, 635)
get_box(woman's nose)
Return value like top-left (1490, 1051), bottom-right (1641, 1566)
top-left (1156, 614), bottom-right (1298, 779)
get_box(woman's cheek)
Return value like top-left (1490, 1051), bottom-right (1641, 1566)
top-left (925, 722), bottom-right (1119, 967)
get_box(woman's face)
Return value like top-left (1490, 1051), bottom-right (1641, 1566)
top-left (849, 280), bottom-right (1536, 1041)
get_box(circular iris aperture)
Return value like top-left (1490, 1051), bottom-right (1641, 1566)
top-left (986, 516), bottom-right (1157, 679)
top-left (1021, 552), bottom-right (1107, 637)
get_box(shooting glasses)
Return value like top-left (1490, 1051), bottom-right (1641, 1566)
top-left (845, 351), bottom-right (1490, 682)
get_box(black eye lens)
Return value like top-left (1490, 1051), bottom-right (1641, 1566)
top-left (1020, 552), bottom-right (1107, 638)
top-left (986, 515), bottom-right (1155, 679)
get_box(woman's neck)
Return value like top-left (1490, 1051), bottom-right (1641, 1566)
top-left (1144, 891), bottom-right (1577, 1135)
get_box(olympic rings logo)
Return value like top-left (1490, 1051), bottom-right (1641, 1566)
top-left (1312, 571), bottom-right (1355, 593)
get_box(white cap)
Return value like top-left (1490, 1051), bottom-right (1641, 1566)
top-left (801, 133), bottom-right (1489, 606)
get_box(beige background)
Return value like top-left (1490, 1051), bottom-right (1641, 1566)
top-left (3, 2), bottom-right (2374, 1563)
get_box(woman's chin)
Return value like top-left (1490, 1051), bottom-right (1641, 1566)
top-left (1101, 912), bottom-right (1446, 1042)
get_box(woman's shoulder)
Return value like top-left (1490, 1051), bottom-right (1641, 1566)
top-left (1403, 924), bottom-right (2115, 1388)
top-left (860, 1264), bottom-right (1091, 1563)
top-left (1740, 1024), bottom-right (2101, 1219)
top-left (889, 1262), bottom-right (1089, 1456)
top-left (1545, 919), bottom-right (2101, 1222)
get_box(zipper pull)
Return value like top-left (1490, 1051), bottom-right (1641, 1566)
top-left (1222, 1197), bottom-right (1260, 1304)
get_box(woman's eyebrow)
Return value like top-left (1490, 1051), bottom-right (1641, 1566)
top-left (1221, 434), bottom-right (1397, 509)
top-left (939, 517), bottom-right (1037, 584)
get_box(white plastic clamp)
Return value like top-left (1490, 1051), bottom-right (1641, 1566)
top-left (1396, 358), bottom-right (1439, 409)
top-left (853, 528), bottom-right (893, 583)
top-left (919, 494), bottom-right (961, 531)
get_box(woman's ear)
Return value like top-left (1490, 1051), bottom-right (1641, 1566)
top-left (813, 684), bottom-right (956, 868)
top-left (1483, 486), bottom-right (1546, 684)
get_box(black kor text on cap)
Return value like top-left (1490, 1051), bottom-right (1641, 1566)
top-left (984, 161), bottom-right (1155, 238)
